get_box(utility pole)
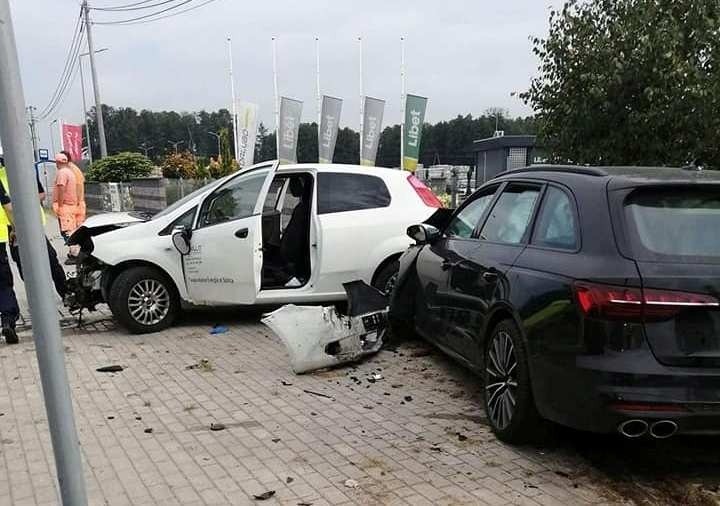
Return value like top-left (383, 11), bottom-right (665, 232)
top-left (26, 105), bottom-right (38, 160)
top-left (400, 37), bottom-right (406, 170)
top-left (82, 1), bottom-right (107, 158)
top-left (0, 1), bottom-right (88, 504)
top-left (358, 36), bottom-right (364, 164)
top-left (79, 48), bottom-right (107, 165)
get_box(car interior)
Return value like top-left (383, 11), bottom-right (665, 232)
top-left (261, 173), bottom-right (313, 289)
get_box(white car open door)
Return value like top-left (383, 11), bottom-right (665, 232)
top-left (183, 162), bottom-right (279, 305)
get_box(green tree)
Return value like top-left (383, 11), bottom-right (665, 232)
top-left (522, 0), bottom-right (720, 168)
top-left (86, 152), bottom-right (153, 182)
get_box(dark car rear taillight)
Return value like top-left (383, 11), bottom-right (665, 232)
top-left (573, 281), bottom-right (719, 321)
top-left (407, 174), bottom-right (442, 208)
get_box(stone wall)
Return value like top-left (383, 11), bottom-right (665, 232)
top-left (129, 178), bottom-right (166, 214)
top-left (85, 177), bottom-right (209, 214)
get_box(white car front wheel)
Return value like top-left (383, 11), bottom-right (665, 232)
top-left (108, 266), bottom-right (179, 334)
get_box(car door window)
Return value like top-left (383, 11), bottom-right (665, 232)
top-left (317, 173), bottom-right (391, 214)
top-left (532, 186), bottom-right (579, 250)
top-left (159, 206), bottom-right (197, 236)
top-left (198, 170), bottom-right (268, 227)
top-left (445, 188), bottom-right (497, 238)
top-left (480, 184), bottom-right (541, 244)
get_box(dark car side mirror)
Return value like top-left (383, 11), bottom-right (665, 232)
top-left (407, 224), bottom-right (441, 245)
top-left (171, 226), bottom-right (191, 255)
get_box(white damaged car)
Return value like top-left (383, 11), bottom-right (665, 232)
top-left (68, 161), bottom-right (442, 333)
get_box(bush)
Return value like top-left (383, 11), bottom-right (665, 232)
top-left (86, 152), bottom-right (154, 182)
top-left (161, 151), bottom-right (196, 179)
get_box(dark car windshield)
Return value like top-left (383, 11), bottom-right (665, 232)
top-left (624, 187), bottom-right (720, 262)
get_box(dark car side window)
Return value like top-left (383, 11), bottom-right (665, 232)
top-left (445, 187), bottom-right (497, 238)
top-left (480, 184), bottom-right (541, 244)
top-left (531, 186), bottom-right (579, 250)
top-left (317, 173), bottom-right (391, 214)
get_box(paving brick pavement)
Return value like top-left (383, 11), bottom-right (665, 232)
top-left (0, 303), bottom-right (631, 506)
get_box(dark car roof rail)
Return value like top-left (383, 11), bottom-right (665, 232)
top-left (502, 165), bottom-right (608, 177)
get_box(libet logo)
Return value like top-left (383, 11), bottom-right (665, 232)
top-left (364, 116), bottom-right (378, 150)
top-left (407, 109), bottom-right (422, 147)
top-left (321, 115), bottom-right (336, 148)
top-left (282, 116), bottom-right (296, 149)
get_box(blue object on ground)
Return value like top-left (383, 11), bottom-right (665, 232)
top-left (210, 324), bottom-right (228, 335)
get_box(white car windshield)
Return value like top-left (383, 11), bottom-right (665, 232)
top-left (151, 176), bottom-right (230, 221)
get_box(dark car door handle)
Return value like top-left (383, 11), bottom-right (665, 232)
top-left (482, 271), bottom-right (498, 282)
top-left (234, 228), bottom-right (249, 239)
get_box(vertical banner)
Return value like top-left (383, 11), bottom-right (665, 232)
top-left (61, 123), bottom-right (83, 162)
top-left (403, 94), bottom-right (428, 171)
top-left (236, 101), bottom-right (258, 168)
top-left (319, 95), bottom-right (342, 163)
top-left (360, 96), bottom-right (385, 166)
top-left (278, 97), bottom-right (303, 164)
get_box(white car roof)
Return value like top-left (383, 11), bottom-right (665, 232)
top-left (276, 163), bottom-right (407, 179)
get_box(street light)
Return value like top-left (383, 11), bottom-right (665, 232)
top-left (208, 131), bottom-right (221, 157)
top-left (49, 119), bottom-right (58, 154)
top-left (138, 142), bottom-right (154, 157)
top-left (167, 140), bottom-right (185, 154)
top-left (79, 48), bottom-right (108, 165)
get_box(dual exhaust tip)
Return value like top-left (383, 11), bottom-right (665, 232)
top-left (618, 419), bottom-right (678, 439)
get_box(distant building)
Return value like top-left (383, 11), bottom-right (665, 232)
top-left (472, 133), bottom-right (537, 186)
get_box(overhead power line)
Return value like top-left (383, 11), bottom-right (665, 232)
top-left (90, 0), bottom-right (180, 12)
top-left (88, 0), bottom-right (159, 10)
top-left (92, 0), bottom-right (194, 24)
top-left (37, 10), bottom-right (85, 120)
top-left (107, 0), bottom-right (220, 25)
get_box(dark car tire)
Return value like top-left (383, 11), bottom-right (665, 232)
top-left (483, 319), bottom-right (541, 444)
top-left (108, 266), bottom-right (179, 334)
top-left (372, 259), bottom-right (400, 296)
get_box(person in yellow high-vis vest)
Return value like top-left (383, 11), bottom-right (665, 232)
top-left (0, 162), bottom-right (67, 300)
top-left (0, 157), bottom-right (20, 344)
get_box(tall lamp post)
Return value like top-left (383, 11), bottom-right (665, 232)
top-left (49, 119), bottom-right (58, 155)
top-left (79, 47), bottom-right (108, 165)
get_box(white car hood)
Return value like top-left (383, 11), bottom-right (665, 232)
top-left (83, 212), bottom-right (147, 229)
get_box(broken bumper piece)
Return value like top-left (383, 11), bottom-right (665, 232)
top-left (262, 281), bottom-right (388, 374)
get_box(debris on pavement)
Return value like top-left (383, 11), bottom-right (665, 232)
top-left (210, 324), bottom-right (228, 335)
top-left (262, 281), bottom-right (388, 374)
top-left (186, 359), bottom-right (213, 372)
top-left (143, 428), bottom-right (153, 434)
top-left (253, 490), bottom-right (276, 500)
top-left (96, 365), bottom-right (124, 373)
top-left (344, 478), bottom-right (359, 489)
top-left (286, 476), bottom-right (294, 484)
top-left (303, 389), bottom-right (334, 400)
top-left (209, 422), bottom-right (226, 431)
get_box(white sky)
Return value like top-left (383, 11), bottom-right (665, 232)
top-left (9, 0), bottom-right (562, 149)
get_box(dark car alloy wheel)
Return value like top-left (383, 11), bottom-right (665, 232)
top-left (485, 330), bottom-right (518, 430)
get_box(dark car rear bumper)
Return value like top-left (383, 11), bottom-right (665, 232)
top-left (533, 348), bottom-right (720, 435)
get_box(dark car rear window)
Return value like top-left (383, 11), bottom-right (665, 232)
top-left (317, 173), bottom-right (391, 214)
top-left (624, 187), bottom-right (720, 262)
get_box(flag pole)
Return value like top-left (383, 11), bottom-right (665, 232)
top-left (358, 36), bottom-right (364, 164)
top-left (227, 36), bottom-right (239, 162)
top-left (400, 36), bottom-right (406, 170)
top-left (316, 36), bottom-right (321, 161)
top-left (272, 36), bottom-right (280, 159)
